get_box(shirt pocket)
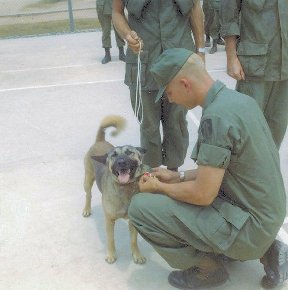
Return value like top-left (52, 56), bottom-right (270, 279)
top-left (125, 50), bottom-right (149, 87)
top-left (197, 197), bottom-right (250, 251)
top-left (237, 42), bottom-right (269, 78)
top-left (125, 0), bottom-right (151, 19)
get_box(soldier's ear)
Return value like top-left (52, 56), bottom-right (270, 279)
top-left (91, 154), bottom-right (108, 164)
top-left (136, 147), bottom-right (147, 154)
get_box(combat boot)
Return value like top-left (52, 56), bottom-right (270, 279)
top-left (260, 240), bottom-right (288, 289)
top-left (217, 34), bottom-right (225, 45)
top-left (209, 39), bottom-right (217, 54)
top-left (101, 48), bottom-right (111, 64)
top-left (168, 253), bottom-right (229, 289)
top-left (119, 47), bottom-right (126, 62)
top-left (205, 34), bottom-right (211, 47)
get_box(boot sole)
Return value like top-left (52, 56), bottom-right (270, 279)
top-left (168, 270), bottom-right (228, 290)
top-left (261, 240), bottom-right (288, 288)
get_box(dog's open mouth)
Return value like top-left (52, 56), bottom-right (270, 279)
top-left (117, 169), bottom-right (131, 184)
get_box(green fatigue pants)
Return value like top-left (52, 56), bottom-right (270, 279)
top-left (128, 193), bottom-right (253, 270)
top-left (96, 6), bottom-right (125, 48)
top-left (236, 80), bottom-right (288, 149)
top-left (129, 89), bottom-right (189, 168)
top-left (203, 1), bottom-right (220, 40)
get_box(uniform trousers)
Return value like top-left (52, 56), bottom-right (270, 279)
top-left (96, 6), bottom-right (125, 48)
top-left (129, 89), bottom-right (189, 168)
top-left (237, 79), bottom-right (288, 149)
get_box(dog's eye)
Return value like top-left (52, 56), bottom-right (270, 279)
top-left (111, 151), bottom-right (118, 157)
top-left (125, 149), bottom-right (134, 156)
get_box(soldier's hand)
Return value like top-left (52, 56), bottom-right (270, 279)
top-left (151, 167), bottom-right (180, 184)
top-left (125, 30), bottom-right (143, 54)
top-left (138, 175), bottom-right (160, 193)
top-left (227, 56), bottom-right (245, 80)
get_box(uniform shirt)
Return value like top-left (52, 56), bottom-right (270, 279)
top-left (220, 0), bottom-right (288, 81)
top-left (191, 81), bottom-right (286, 259)
top-left (123, 0), bottom-right (195, 91)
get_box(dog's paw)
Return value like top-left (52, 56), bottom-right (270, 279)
top-left (133, 253), bottom-right (146, 264)
top-left (82, 208), bottom-right (91, 217)
top-left (105, 255), bottom-right (117, 264)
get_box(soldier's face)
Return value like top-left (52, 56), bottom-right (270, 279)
top-left (165, 78), bottom-right (197, 109)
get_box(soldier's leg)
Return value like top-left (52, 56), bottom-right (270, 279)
top-left (209, 10), bottom-right (220, 54)
top-left (236, 80), bottom-right (288, 149)
top-left (113, 24), bottom-right (126, 61)
top-left (96, 6), bottom-right (112, 48)
top-left (128, 193), bottom-right (216, 269)
top-left (203, 0), bottom-right (211, 47)
top-left (264, 80), bottom-right (288, 149)
top-left (130, 89), bottom-right (163, 167)
top-left (96, 6), bottom-right (112, 64)
top-left (129, 193), bottom-right (229, 288)
top-left (161, 96), bottom-right (189, 169)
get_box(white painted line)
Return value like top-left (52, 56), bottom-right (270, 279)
top-left (0, 63), bottom-right (99, 73)
top-left (187, 111), bottom-right (200, 128)
top-left (0, 61), bottom-right (126, 73)
top-left (0, 66), bottom-right (225, 74)
top-left (0, 79), bottom-right (124, 93)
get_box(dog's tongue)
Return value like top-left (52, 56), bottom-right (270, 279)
top-left (118, 171), bottom-right (130, 184)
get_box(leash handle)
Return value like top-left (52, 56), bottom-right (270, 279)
top-left (134, 40), bottom-right (143, 125)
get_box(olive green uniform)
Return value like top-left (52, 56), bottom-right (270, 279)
top-left (203, 0), bottom-right (220, 40)
top-left (220, 0), bottom-right (288, 149)
top-left (96, 0), bottom-right (125, 48)
top-left (129, 81), bottom-right (286, 269)
top-left (124, 0), bottom-right (196, 168)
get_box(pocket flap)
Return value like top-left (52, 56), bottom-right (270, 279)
top-left (125, 50), bottom-right (149, 64)
top-left (212, 197), bottom-right (250, 230)
top-left (237, 42), bottom-right (268, 56)
top-left (174, 0), bottom-right (194, 15)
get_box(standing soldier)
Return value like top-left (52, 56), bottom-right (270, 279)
top-left (112, 0), bottom-right (205, 171)
top-left (96, 0), bottom-right (125, 64)
top-left (220, 0), bottom-right (288, 149)
top-left (203, 0), bottom-right (224, 54)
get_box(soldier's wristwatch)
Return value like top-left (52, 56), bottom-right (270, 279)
top-left (197, 47), bottom-right (206, 54)
top-left (179, 171), bottom-right (185, 182)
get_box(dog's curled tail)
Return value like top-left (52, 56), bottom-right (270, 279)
top-left (96, 115), bottom-right (127, 143)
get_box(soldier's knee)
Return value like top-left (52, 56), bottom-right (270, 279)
top-left (128, 193), bottom-right (147, 220)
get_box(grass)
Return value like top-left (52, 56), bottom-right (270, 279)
top-left (26, 0), bottom-right (66, 9)
top-left (0, 18), bottom-right (101, 38)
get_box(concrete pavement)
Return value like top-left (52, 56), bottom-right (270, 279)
top-left (0, 31), bottom-right (287, 290)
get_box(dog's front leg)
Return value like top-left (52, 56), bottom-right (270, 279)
top-left (105, 214), bottom-right (117, 264)
top-left (82, 172), bottom-right (94, 217)
top-left (129, 220), bottom-right (146, 264)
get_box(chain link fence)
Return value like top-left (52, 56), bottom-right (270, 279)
top-left (0, 0), bottom-right (100, 38)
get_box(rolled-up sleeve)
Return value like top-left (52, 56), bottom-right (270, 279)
top-left (192, 115), bottom-right (233, 169)
top-left (197, 143), bottom-right (231, 169)
top-left (219, 0), bottom-right (241, 37)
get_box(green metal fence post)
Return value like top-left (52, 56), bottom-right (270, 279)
top-left (67, 0), bottom-right (75, 32)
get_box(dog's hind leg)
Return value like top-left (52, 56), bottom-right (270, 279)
top-left (82, 171), bottom-right (94, 217)
top-left (105, 214), bottom-right (117, 264)
top-left (129, 220), bottom-right (146, 264)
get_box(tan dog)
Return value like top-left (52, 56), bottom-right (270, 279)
top-left (82, 115), bottom-right (150, 264)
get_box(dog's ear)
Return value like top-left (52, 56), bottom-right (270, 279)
top-left (136, 147), bottom-right (147, 154)
top-left (91, 154), bottom-right (108, 164)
